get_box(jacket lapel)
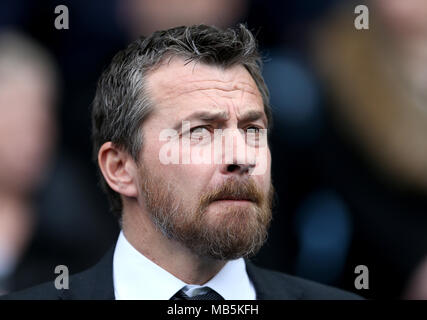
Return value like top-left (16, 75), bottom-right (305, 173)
top-left (245, 260), bottom-right (303, 300)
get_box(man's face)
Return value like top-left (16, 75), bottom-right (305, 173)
top-left (134, 57), bottom-right (273, 260)
top-left (373, 0), bottom-right (427, 39)
top-left (0, 69), bottom-right (55, 193)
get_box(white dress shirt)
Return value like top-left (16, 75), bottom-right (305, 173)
top-left (113, 231), bottom-right (256, 300)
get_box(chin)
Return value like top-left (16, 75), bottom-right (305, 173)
top-left (205, 201), bottom-right (256, 219)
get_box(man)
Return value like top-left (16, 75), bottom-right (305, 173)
top-left (4, 24), bottom-right (361, 300)
top-left (0, 31), bottom-right (57, 294)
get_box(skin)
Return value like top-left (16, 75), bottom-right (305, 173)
top-left (0, 70), bottom-right (55, 194)
top-left (119, 0), bottom-right (247, 38)
top-left (98, 57), bottom-right (271, 284)
top-left (0, 66), bottom-right (55, 270)
top-left (373, 0), bottom-right (427, 41)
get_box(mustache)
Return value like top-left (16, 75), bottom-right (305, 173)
top-left (199, 177), bottom-right (264, 207)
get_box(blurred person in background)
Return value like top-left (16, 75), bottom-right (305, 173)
top-left (0, 31), bottom-right (118, 295)
top-left (0, 32), bottom-right (57, 293)
top-left (310, 0), bottom-right (427, 298)
top-left (117, 0), bottom-right (248, 38)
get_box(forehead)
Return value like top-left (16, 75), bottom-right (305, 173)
top-left (144, 57), bottom-right (264, 119)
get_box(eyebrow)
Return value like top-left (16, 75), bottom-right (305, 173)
top-left (173, 109), bottom-right (268, 131)
top-left (173, 110), bottom-right (229, 131)
top-left (239, 110), bottom-right (268, 127)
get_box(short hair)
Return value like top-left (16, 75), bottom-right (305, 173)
top-left (92, 24), bottom-right (271, 219)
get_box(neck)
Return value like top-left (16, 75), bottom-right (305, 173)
top-left (121, 200), bottom-right (226, 285)
top-left (0, 190), bottom-right (32, 215)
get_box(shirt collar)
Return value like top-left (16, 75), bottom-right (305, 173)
top-left (113, 231), bottom-right (256, 300)
top-left (202, 257), bottom-right (255, 300)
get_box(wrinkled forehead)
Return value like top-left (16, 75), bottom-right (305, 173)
top-left (144, 57), bottom-right (265, 118)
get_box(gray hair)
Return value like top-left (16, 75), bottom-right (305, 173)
top-left (92, 24), bottom-right (271, 218)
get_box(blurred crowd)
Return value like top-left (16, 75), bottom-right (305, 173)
top-left (1, 0), bottom-right (427, 299)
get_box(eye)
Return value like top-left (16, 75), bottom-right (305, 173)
top-left (245, 126), bottom-right (268, 147)
top-left (245, 126), bottom-right (261, 133)
top-left (190, 125), bottom-right (211, 134)
top-left (190, 125), bottom-right (212, 141)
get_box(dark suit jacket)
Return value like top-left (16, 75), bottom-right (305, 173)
top-left (2, 247), bottom-right (362, 300)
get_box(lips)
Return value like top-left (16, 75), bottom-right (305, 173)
top-left (213, 195), bottom-right (256, 202)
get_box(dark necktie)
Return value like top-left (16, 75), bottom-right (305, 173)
top-left (171, 287), bottom-right (224, 300)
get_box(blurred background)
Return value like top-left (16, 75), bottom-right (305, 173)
top-left (1, 0), bottom-right (427, 299)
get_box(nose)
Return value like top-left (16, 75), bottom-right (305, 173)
top-left (219, 128), bottom-right (256, 176)
top-left (224, 162), bottom-right (255, 175)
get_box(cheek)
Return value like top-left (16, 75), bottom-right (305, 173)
top-left (261, 149), bottom-right (272, 191)
top-left (150, 140), bottom-right (214, 202)
top-left (252, 146), bottom-right (271, 183)
top-left (172, 163), bottom-right (213, 195)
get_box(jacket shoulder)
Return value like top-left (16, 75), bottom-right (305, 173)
top-left (246, 261), bottom-right (363, 300)
top-left (1, 281), bottom-right (58, 300)
top-left (1, 248), bottom-right (115, 300)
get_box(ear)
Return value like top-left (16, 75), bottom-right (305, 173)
top-left (98, 142), bottom-right (138, 198)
